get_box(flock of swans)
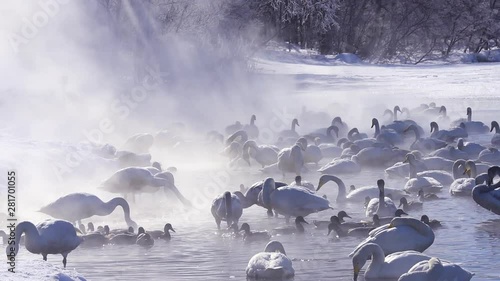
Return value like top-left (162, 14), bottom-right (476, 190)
top-left (5, 103), bottom-right (500, 280)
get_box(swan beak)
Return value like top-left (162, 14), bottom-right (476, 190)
top-left (388, 223), bottom-right (394, 228)
top-left (463, 168), bottom-right (470, 176)
top-left (353, 265), bottom-right (360, 281)
top-left (316, 182), bottom-right (324, 191)
top-left (403, 157), bottom-right (409, 163)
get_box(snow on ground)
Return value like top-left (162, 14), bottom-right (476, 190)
top-left (0, 259), bottom-right (87, 281)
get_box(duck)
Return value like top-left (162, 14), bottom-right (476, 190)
top-left (242, 140), bottom-right (279, 167)
top-left (399, 197), bottom-right (423, 212)
top-left (372, 209), bottom-right (408, 226)
top-left (417, 189), bottom-right (441, 201)
top-left (260, 178), bottom-right (331, 220)
top-left (211, 191), bottom-right (243, 229)
top-left (80, 227), bottom-right (109, 248)
top-left (316, 174), bottom-right (408, 202)
top-left (349, 217), bottom-right (435, 257)
top-left (39, 193), bottom-right (137, 228)
top-left (148, 223), bottom-right (175, 240)
top-left (490, 121), bottom-right (500, 146)
top-left (271, 216), bottom-right (309, 235)
top-left (246, 241), bottom-right (294, 279)
top-left (398, 257), bottom-right (474, 281)
top-left (243, 115), bottom-right (259, 138)
top-left (420, 215), bottom-right (442, 229)
top-left (108, 227), bottom-right (144, 245)
top-left (366, 180), bottom-right (398, 217)
top-left (351, 243), bottom-right (432, 281)
top-left (136, 229), bottom-right (155, 247)
top-left (239, 223), bottom-right (270, 241)
top-left (328, 221), bottom-right (374, 238)
top-left (472, 166), bottom-right (500, 215)
top-left (312, 211), bottom-right (355, 229)
top-left (279, 118), bottom-right (300, 139)
top-left (6, 219), bottom-right (82, 268)
top-left (98, 168), bottom-right (191, 205)
top-left (404, 154), bottom-right (443, 193)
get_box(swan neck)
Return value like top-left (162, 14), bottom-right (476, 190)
top-left (452, 160), bottom-right (464, 179)
top-left (373, 120), bottom-right (380, 137)
top-left (13, 221), bottom-right (39, 255)
top-left (106, 198), bottom-right (135, 227)
top-left (409, 160), bottom-right (417, 179)
top-left (365, 245), bottom-right (385, 273)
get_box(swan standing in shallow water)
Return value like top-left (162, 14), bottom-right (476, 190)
top-left (349, 217), bottom-right (435, 257)
top-left (246, 241), bottom-right (294, 279)
top-left (6, 219), bottom-right (82, 268)
top-left (351, 243), bottom-right (432, 281)
top-left (365, 180), bottom-right (398, 217)
top-left (211, 191), bottom-right (243, 229)
top-left (399, 257), bottom-right (474, 281)
top-left (98, 168), bottom-right (191, 206)
top-left (472, 166), bottom-right (500, 215)
top-left (39, 193), bottom-right (138, 228)
top-left (260, 178), bottom-right (331, 219)
top-left (242, 140), bottom-right (279, 167)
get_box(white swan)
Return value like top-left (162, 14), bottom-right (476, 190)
top-left (288, 175), bottom-right (315, 191)
top-left (351, 243), bottom-right (432, 281)
top-left (277, 143), bottom-right (304, 176)
top-left (98, 168), bottom-right (191, 205)
top-left (429, 145), bottom-right (469, 161)
top-left (260, 178), bottom-right (331, 218)
top-left (308, 125), bottom-right (339, 144)
top-left (39, 193), bottom-right (137, 228)
top-left (279, 118), bottom-right (300, 139)
top-left (123, 133), bottom-right (154, 154)
top-left (6, 219), bottom-right (82, 268)
top-left (318, 157), bottom-right (361, 174)
top-left (366, 180), bottom-right (398, 217)
top-left (246, 241), bottom-right (294, 279)
top-left (304, 141), bottom-right (323, 165)
top-left (450, 160), bottom-right (486, 196)
top-left (316, 175), bottom-right (408, 202)
top-left (211, 191), bottom-right (243, 229)
top-left (399, 257), bottom-right (474, 281)
top-left (242, 140), bottom-right (279, 167)
top-left (472, 166), bottom-right (500, 215)
top-left (225, 121), bottom-right (242, 135)
top-left (404, 154), bottom-right (443, 193)
top-left (491, 121), bottom-right (500, 146)
top-left (243, 115), bottom-right (259, 138)
top-left (457, 138), bottom-right (486, 159)
top-left (451, 107), bottom-right (489, 134)
top-left (349, 217), bottom-right (435, 257)
top-left (478, 147), bottom-right (500, 164)
top-left (430, 121), bottom-right (467, 142)
top-left (372, 118), bottom-right (403, 145)
top-left (405, 125), bottom-right (446, 153)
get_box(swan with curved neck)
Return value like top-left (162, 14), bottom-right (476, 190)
top-left (40, 193), bottom-right (137, 228)
top-left (472, 166), bottom-right (500, 215)
top-left (99, 168), bottom-right (191, 206)
top-left (225, 130), bottom-right (248, 146)
top-left (317, 175), bottom-right (407, 202)
top-left (242, 140), bottom-right (278, 167)
top-left (351, 243), bottom-right (432, 281)
top-left (6, 219), bottom-right (82, 268)
top-left (371, 118), bottom-right (403, 145)
top-left (349, 217), bottom-right (435, 257)
top-left (406, 125), bottom-right (446, 152)
top-left (399, 257), bottom-right (474, 281)
top-left (404, 154), bottom-right (443, 193)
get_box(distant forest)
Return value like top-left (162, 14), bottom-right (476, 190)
top-left (97, 0), bottom-right (500, 63)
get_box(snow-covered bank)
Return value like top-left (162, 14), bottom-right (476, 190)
top-left (0, 260), bottom-right (87, 281)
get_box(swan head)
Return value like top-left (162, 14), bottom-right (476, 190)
top-left (332, 116), bottom-right (343, 124)
top-left (251, 115), bottom-right (256, 122)
top-left (294, 175), bottom-right (302, 185)
top-left (327, 125), bottom-right (339, 138)
top-left (239, 223), bottom-right (250, 233)
top-left (87, 222), bottom-right (95, 232)
top-left (327, 221), bottom-right (341, 236)
top-left (421, 215), bottom-right (430, 224)
top-left (399, 197), bottom-right (408, 208)
top-left (292, 118), bottom-right (299, 127)
top-left (138, 227), bottom-right (145, 235)
top-left (164, 223), bottom-right (175, 233)
top-left (439, 105), bottom-right (446, 113)
top-left (403, 153), bottom-right (416, 164)
top-left (152, 161), bottom-right (162, 171)
top-left (296, 137), bottom-right (308, 151)
top-left (371, 118), bottom-right (378, 128)
top-left (372, 214), bottom-right (380, 225)
top-left (104, 225), bottom-right (110, 235)
top-left (295, 216), bottom-right (309, 225)
top-left (338, 211), bottom-right (351, 221)
top-left (466, 107), bottom-right (472, 115)
top-left (487, 166), bottom-right (500, 185)
top-left (430, 121), bottom-right (438, 132)
top-left (491, 121), bottom-right (499, 132)
top-left (394, 105), bottom-right (402, 113)
top-left (239, 184), bottom-right (246, 193)
top-left (395, 209), bottom-right (408, 217)
top-left (349, 185), bottom-right (355, 191)
top-left (128, 226), bottom-right (134, 233)
top-left (264, 241), bottom-right (287, 255)
top-left (337, 138), bottom-right (348, 147)
top-left (376, 179), bottom-right (385, 191)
